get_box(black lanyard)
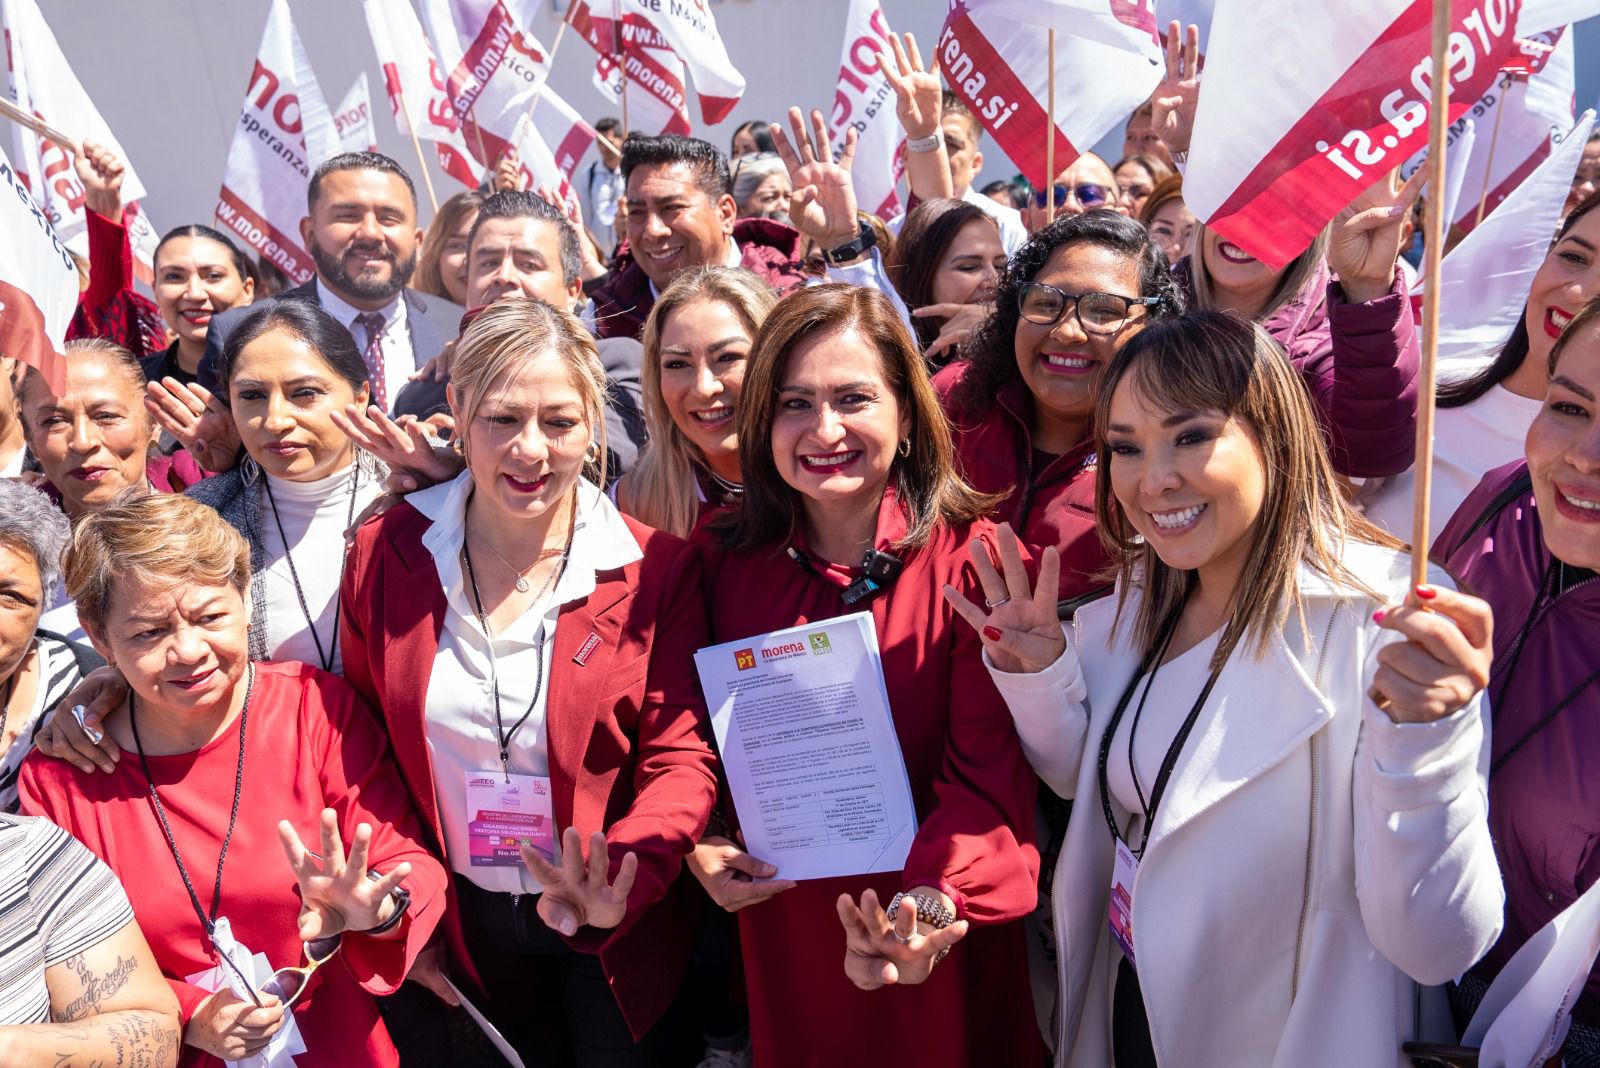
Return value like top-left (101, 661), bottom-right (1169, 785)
top-left (130, 665), bottom-right (256, 977)
top-left (1098, 605), bottom-right (1226, 857)
top-left (262, 467), bottom-right (361, 673)
top-left (1488, 559), bottom-right (1600, 779)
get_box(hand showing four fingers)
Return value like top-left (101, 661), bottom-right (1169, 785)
top-left (770, 106), bottom-right (860, 250)
top-left (943, 523), bottom-right (1067, 675)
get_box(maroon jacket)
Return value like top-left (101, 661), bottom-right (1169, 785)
top-left (1435, 461), bottom-right (1600, 1019)
top-left (934, 361), bottom-right (1111, 604)
top-left (591, 217), bottom-right (808, 340)
top-left (339, 502), bottom-right (718, 1039)
top-left (1176, 258), bottom-right (1419, 478)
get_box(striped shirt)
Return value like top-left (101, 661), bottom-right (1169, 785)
top-left (0, 813), bottom-right (134, 1024)
top-left (0, 635), bottom-right (97, 813)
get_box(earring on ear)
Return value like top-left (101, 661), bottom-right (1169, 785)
top-left (585, 441), bottom-right (600, 462)
top-left (897, 438), bottom-right (912, 458)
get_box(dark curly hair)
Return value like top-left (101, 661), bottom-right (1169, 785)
top-left (946, 209), bottom-right (1183, 420)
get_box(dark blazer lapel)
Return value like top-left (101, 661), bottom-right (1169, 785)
top-left (544, 571), bottom-right (633, 831)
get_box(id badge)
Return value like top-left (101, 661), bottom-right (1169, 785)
top-left (465, 771), bottom-right (555, 867)
top-left (1109, 837), bottom-right (1139, 969)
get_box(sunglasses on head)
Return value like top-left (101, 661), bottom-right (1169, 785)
top-left (1031, 183), bottom-right (1111, 209)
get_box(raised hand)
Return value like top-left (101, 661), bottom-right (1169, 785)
top-left (1371, 584), bottom-right (1493, 724)
top-left (770, 107), bottom-right (860, 250)
top-left (331, 402), bottom-right (463, 490)
top-left (942, 522), bottom-right (1067, 675)
top-left (523, 826), bottom-right (639, 935)
top-left (879, 32), bottom-right (942, 141)
top-left (914, 302), bottom-right (994, 362)
top-left (493, 149), bottom-right (522, 192)
top-left (145, 377), bottom-right (240, 471)
top-left (836, 888), bottom-right (969, 990)
top-left (1151, 22), bottom-right (1202, 156)
top-left (687, 835), bottom-right (797, 913)
top-left (74, 140), bottom-right (125, 222)
top-left (277, 809), bottom-right (412, 938)
top-left (1329, 166), bottom-right (1428, 304)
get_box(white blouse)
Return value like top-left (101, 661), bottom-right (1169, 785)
top-left (408, 471), bottom-right (643, 894)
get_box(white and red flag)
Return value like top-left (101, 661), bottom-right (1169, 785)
top-left (1514, 0), bottom-right (1600, 34)
top-left (362, 0), bottom-right (479, 188)
top-left (1184, 0), bottom-right (1523, 269)
top-left (215, 0), bottom-right (340, 286)
top-left (333, 73), bottom-right (378, 153)
top-left (0, 140), bottom-right (77, 393)
top-left (829, 0), bottom-right (904, 220)
top-left (570, 2), bottom-right (692, 134)
top-left (568, 0), bottom-right (744, 128)
top-left (934, 0), bottom-right (1163, 188)
top-left (0, 0), bottom-right (160, 279)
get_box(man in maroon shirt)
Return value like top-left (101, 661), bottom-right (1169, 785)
top-left (590, 134), bottom-right (808, 340)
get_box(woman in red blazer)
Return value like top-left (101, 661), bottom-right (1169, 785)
top-left (694, 284), bottom-right (1044, 1067)
top-left (339, 298), bottom-right (718, 1065)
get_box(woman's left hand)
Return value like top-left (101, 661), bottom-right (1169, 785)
top-left (277, 809), bottom-right (412, 938)
top-left (145, 377), bottom-right (240, 471)
top-left (837, 887), bottom-right (968, 990)
top-left (1371, 584), bottom-right (1494, 724)
top-left (1328, 167), bottom-right (1427, 304)
top-left (522, 826), bottom-right (639, 935)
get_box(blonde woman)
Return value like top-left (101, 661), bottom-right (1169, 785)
top-left (614, 266), bottom-right (777, 537)
top-left (339, 298), bottom-right (717, 1064)
top-left (950, 309), bottom-right (1502, 1067)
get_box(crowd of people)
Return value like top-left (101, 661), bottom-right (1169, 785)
top-left (1, 19), bottom-right (1599, 1068)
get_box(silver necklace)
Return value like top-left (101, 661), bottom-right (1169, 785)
top-left (706, 468), bottom-right (743, 500)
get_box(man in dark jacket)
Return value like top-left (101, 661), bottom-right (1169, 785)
top-left (590, 134), bottom-right (808, 339)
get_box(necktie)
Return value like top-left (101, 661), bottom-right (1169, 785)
top-left (355, 312), bottom-right (388, 411)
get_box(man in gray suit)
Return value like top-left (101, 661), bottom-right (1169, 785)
top-left (201, 151), bottom-right (462, 399)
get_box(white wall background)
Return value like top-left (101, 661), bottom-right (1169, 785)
top-left (35, 0), bottom-right (1600, 232)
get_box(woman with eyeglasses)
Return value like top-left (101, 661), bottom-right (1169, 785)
top-left (18, 492), bottom-right (445, 1067)
top-left (1113, 154), bottom-right (1174, 219)
top-left (883, 198), bottom-right (1008, 366)
top-left (937, 211), bottom-right (1180, 602)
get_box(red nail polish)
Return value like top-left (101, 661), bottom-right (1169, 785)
top-left (1415, 584), bottom-right (1437, 600)
top-left (983, 626), bottom-right (1002, 642)
top-left (1372, 609), bottom-right (1386, 624)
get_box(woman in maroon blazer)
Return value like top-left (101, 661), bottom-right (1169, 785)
top-left (694, 284), bottom-right (1044, 1067)
top-left (338, 298), bottom-right (718, 1066)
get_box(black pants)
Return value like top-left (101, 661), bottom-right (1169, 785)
top-left (455, 875), bottom-right (677, 1068)
top-left (1113, 957), bottom-right (1159, 1068)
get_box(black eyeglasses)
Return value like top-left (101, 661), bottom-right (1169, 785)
top-left (1016, 283), bottom-right (1161, 334)
top-left (1031, 183), bottom-right (1111, 209)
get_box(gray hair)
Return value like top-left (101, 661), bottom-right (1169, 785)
top-left (0, 481), bottom-right (71, 604)
top-left (731, 153), bottom-right (787, 211)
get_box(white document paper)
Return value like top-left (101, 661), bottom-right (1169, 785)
top-left (442, 976), bottom-right (527, 1068)
top-left (694, 612), bottom-right (917, 882)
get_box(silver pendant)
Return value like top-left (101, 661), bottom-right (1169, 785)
top-left (514, 576), bottom-right (530, 593)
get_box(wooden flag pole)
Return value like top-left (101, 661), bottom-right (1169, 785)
top-left (1412, 0), bottom-right (1453, 586)
top-left (1473, 73), bottom-right (1513, 227)
top-left (0, 97), bottom-right (72, 150)
top-left (1045, 30), bottom-right (1057, 224)
top-left (394, 87), bottom-right (441, 215)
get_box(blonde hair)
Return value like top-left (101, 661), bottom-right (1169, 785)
top-left (1093, 310), bottom-right (1401, 670)
top-left (628, 267), bottom-right (776, 536)
top-left (449, 298), bottom-right (610, 488)
top-left (67, 491), bottom-right (250, 638)
top-left (1189, 223), bottom-right (1330, 322)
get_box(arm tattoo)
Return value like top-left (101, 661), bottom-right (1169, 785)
top-left (45, 1010), bottom-right (179, 1067)
top-left (56, 953), bottom-right (137, 1022)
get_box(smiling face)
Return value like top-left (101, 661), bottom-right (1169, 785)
top-left (771, 326), bottom-right (909, 512)
top-left (1565, 139), bottom-right (1599, 216)
top-left (22, 355), bottom-right (154, 517)
top-left (467, 215), bottom-right (581, 310)
top-left (1527, 320), bottom-right (1600, 569)
top-left (92, 577), bottom-right (249, 723)
top-left (624, 162), bottom-right (737, 291)
top-left (1104, 375), bottom-right (1268, 590)
top-left (453, 347), bottom-right (593, 527)
top-left (1013, 242), bottom-right (1148, 447)
top-left (1200, 227), bottom-right (1285, 315)
top-left (1115, 161), bottom-right (1156, 217)
top-left (228, 326), bottom-right (366, 482)
top-left (439, 208), bottom-right (478, 306)
top-left (932, 217), bottom-right (1007, 306)
top-left (301, 168), bottom-right (423, 306)
top-left (1524, 208), bottom-right (1600, 373)
top-left (1025, 154), bottom-right (1121, 231)
top-left (1148, 197), bottom-right (1197, 264)
top-left (657, 297), bottom-right (751, 468)
top-left (153, 236), bottom-right (254, 347)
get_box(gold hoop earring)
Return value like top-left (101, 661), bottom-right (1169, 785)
top-left (897, 438), bottom-right (912, 458)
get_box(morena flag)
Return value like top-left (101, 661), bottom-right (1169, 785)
top-left (568, 0), bottom-right (745, 127)
top-left (569, 1), bottom-right (693, 135)
top-left (0, 139), bottom-right (77, 394)
top-left (1185, 0), bottom-right (1522, 269)
top-left (829, 0), bottom-right (904, 221)
top-left (363, 0), bottom-right (478, 188)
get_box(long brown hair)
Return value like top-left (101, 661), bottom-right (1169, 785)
top-left (717, 284), bottom-right (998, 552)
top-left (1093, 309), bottom-right (1401, 669)
top-left (883, 197), bottom-right (998, 351)
top-left (413, 190), bottom-right (483, 301)
top-left (1188, 222), bottom-right (1330, 323)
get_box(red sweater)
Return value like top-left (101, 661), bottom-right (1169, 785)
top-left (698, 492), bottom-right (1044, 1068)
top-left (18, 661), bottom-right (447, 1068)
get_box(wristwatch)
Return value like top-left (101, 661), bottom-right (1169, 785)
top-left (823, 219), bottom-right (879, 265)
top-left (361, 872), bottom-right (412, 935)
top-left (906, 130), bottom-right (944, 154)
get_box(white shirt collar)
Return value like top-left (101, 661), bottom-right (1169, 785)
top-left (411, 471), bottom-right (643, 629)
top-left (649, 235), bottom-right (742, 301)
top-left (315, 278), bottom-right (404, 334)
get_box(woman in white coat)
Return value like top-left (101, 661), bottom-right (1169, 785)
top-left (946, 309), bottom-right (1504, 1068)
